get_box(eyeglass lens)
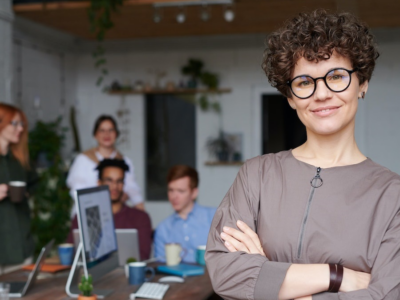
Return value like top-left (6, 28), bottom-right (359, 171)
top-left (291, 69), bottom-right (351, 99)
top-left (10, 120), bottom-right (24, 128)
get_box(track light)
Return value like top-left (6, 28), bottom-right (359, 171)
top-left (153, 7), bottom-right (162, 23)
top-left (224, 6), bottom-right (235, 22)
top-left (176, 8), bottom-right (186, 23)
top-left (200, 5), bottom-right (211, 21)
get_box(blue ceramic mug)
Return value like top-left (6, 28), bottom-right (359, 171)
top-left (58, 243), bottom-right (74, 266)
top-left (196, 245), bottom-right (206, 266)
top-left (128, 262), bottom-right (155, 285)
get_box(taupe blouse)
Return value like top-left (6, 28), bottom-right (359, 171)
top-left (206, 150), bottom-right (400, 299)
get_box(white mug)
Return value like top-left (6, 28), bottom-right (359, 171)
top-left (165, 243), bottom-right (186, 266)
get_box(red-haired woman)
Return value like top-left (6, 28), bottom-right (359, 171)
top-left (0, 103), bottom-right (37, 274)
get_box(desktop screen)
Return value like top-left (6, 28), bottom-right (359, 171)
top-left (76, 186), bottom-right (118, 262)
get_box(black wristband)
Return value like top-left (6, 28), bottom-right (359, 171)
top-left (331, 264), bottom-right (344, 293)
top-left (328, 264), bottom-right (337, 292)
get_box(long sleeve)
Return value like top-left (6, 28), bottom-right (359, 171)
top-left (154, 224), bottom-right (167, 261)
top-left (135, 211), bottom-right (152, 260)
top-left (205, 157), bottom-right (291, 300)
top-left (123, 157), bottom-right (143, 206)
top-left (66, 154), bottom-right (98, 217)
top-left (314, 210), bottom-right (400, 300)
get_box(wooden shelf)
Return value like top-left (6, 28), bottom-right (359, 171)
top-left (204, 161), bottom-right (244, 166)
top-left (107, 88), bottom-right (231, 95)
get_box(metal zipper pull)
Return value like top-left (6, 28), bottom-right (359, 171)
top-left (310, 167), bottom-right (323, 188)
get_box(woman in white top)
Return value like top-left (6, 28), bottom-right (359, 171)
top-left (67, 115), bottom-right (144, 217)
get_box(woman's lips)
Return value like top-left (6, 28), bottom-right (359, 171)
top-left (311, 106), bottom-right (340, 117)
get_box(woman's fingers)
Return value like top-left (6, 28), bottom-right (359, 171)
top-left (220, 232), bottom-right (249, 253)
top-left (237, 220), bottom-right (266, 256)
top-left (222, 226), bottom-right (261, 255)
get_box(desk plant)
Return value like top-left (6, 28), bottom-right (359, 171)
top-left (78, 275), bottom-right (97, 300)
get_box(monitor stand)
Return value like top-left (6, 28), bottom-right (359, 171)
top-left (65, 242), bottom-right (118, 299)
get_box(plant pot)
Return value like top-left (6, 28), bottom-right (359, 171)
top-left (187, 78), bottom-right (198, 88)
top-left (78, 295), bottom-right (97, 300)
top-left (217, 151), bottom-right (229, 162)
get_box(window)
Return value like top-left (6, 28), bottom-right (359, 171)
top-left (262, 94), bottom-right (306, 154)
top-left (146, 95), bottom-right (196, 200)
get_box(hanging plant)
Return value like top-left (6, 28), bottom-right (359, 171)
top-left (87, 0), bottom-right (124, 86)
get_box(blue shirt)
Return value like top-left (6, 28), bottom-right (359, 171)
top-left (154, 203), bottom-right (217, 263)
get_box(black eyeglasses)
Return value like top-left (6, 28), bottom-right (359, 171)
top-left (287, 68), bottom-right (358, 99)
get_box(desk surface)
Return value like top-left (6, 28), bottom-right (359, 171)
top-left (0, 264), bottom-right (216, 300)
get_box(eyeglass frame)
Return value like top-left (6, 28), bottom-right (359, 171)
top-left (286, 68), bottom-right (358, 100)
top-left (9, 120), bottom-right (25, 128)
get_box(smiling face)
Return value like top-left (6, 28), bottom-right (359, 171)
top-left (98, 166), bottom-right (124, 203)
top-left (0, 113), bottom-right (24, 145)
top-left (287, 52), bottom-right (368, 137)
top-left (94, 120), bottom-right (117, 148)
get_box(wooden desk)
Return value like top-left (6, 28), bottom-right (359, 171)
top-left (0, 264), bottom-right (216, 300)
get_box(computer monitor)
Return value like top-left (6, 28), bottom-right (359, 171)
top-left (76, 185), bottom-right (118, 264)
top-left (66, 185), bottom-right (119, 298)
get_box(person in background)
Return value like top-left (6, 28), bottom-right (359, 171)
top-left (0, 103), bottom-right (37, 275)
top-left (154, 165), bottom-right (216, 263)
top-left (67, 159), bottom-right (152, 260)
top-left (67, 115), bottom-right (144, 217)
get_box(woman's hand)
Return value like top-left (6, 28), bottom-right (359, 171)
top-left (0, 184), bottom-right (8, 201)
top-left (340, 267), bottom-right (371, 292)
top-left (220, 220), bottom-right (265, 256)
top-left (295, 296), bottom-right (312, 300)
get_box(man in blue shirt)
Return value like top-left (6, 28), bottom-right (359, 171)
top-left (154, 165), bottom-right (216, 263)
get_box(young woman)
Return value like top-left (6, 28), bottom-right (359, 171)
top-left (67, 115), bottom-right (144, 217)
top-left (0, 103), bottom-right (36, 274)
top-left (205, 10), bottom-right (399, 300)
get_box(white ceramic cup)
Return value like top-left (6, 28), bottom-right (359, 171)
top-left (165, 243), bottom-right (186, 266)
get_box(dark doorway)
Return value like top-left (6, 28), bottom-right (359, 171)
top-left (146, 95), bottom-right (196, 200)
top-left (262, 94), bottom-right (307, 154)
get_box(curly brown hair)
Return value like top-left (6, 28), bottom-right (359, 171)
top-left (262, 9), bottom-right (379, 98)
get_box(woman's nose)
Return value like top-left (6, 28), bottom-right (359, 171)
top-left (313, 79), bottom-right (332, 101)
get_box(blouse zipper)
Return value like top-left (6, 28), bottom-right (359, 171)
top-left (297, 167), bottom-right (323, 259)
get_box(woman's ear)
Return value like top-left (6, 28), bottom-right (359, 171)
top-left (287, 97), bottom-right (297, 110)
top-left (359, 80), bottom-right (369, 99)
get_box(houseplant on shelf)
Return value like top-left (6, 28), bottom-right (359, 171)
top-left (78, 275), bottom-right (97, 300)
top-left (206, 131), bottom-right (232, 162)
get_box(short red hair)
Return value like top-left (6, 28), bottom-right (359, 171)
top-left (167, 165), bottom-right (199, 189)
top-left (0, 103), bottom-right (29, 168)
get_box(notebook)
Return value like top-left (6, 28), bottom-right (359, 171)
top-left (22, 264), bottom-right (70, 273)
top-left (157, 264), bottom-right (204, 277)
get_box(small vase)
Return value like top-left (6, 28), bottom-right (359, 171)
top-left (78, 295), bottom-right (97, 300)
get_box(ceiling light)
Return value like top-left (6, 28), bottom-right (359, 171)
top-left (200, 5), bottom-right (211, 21)
top-left (224, 6), bottom-right (235, 22)
top-left (153, 7), bottom-right (162, 23)
top-left (176, 8), bottom-right (186, 23)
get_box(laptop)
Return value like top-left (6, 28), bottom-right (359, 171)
top-left (73, 228), bottom-right (141, 265)
top-left (3, 239), bottom-right (54, 298)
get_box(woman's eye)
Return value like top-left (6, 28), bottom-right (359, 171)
top-left (299, 80), bottom-right (312, 87)
top-left (329, 75), bottom-right (342, 81)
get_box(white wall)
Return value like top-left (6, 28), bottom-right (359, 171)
top-left (12, 17), bottom-right (400, 227)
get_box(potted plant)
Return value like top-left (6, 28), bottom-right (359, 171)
top-left (181, 59), bottom-right (204, 88)
top-left (125, 257), bottom-right (137, 278)
top-left (78, 275), bottom-right (96, 300)
top-left (206, 131), bottom-right (232, 162)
